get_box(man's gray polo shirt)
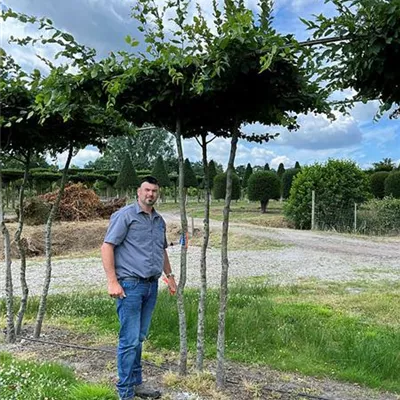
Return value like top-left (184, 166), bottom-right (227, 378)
top-left (104, 202), bottom-right (168, 280)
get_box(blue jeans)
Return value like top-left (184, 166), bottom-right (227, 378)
top-left (116, 279), bottom-right (158, 400)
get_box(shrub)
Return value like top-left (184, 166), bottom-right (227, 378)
top-left (277, 163), bottom-right (285, 179)
top-left (115, 154), bottom-right (139, 192)
top-left (242, 163), bottom-right (253, 189)
top-left (213, 173), bottom-right (241, 200)
top-left (358, 196), bottom-right (400, 235)
top-left (247, 171), bottom-right (280, 213)
top-left (370, 171), bottom-right (389, 199)
top-left (184, 158), bottom-right (198, 188)
top-left (285, 159), bottom-right (369, 230)
top-left (152, 155), bottom-right (171, 187)
top-left (384, 171), bottom-right (400, 198)
top-left (208, 160), bottom-right (218, 189)
top-left (282, 168), bottom-right (301, 200)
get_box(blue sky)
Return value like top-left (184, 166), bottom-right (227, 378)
top-left (1, 0), bottom-right (399, 170)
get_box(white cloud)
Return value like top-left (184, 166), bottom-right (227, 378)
top-left (272, 112), bottom-right (363, 150)
top-left (270, 155), bottom-right (292, 169)
top-left (351, 101), bottom-right (381, 124)
top-left (183, 134), bottom-right (283, 169)
top-left (48, 147), bottom-right (101, 168)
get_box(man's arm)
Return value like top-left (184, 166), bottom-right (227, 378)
top-left (101, 242), bottom-right (125, 298)
top-left (163, 249), bottom-right (177, 295)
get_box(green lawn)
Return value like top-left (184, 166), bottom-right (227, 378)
top-left (158, 199), bottom-right (289, 228)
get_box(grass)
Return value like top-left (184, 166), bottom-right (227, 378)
top-left (162, 371), bottom-right (229, 400)
top-left (158, 199), bottom-right (289, 228)
top-left (151, 282), bottom-right (400, 393)
top-left (188, 229), bottom-right (286, 250)
top-left (0, 352), bottom-right (116, 400)
top-left (3, 279), bottom-right (400, 394)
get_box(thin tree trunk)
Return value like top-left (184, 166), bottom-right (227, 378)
top-left (11, 181), bottom-right (15, 210)
top-left (261, 199), bottom-right (269, 213)
top-left (216, 121), bottom-right (240, 389)
top-left (174, 181), bottom-right (177, 203)
top-left (5, 183), bottom-right (10, 209)
top-left (0, 169), bottom-right (16, 343)
top-left (196, 133), bottom-right (210, 371)
top-left (15, 152), bottom-right (30, 335)
top-left (175, 117), bottom-right (188, 375)
top-left (34, 145), bottom-right (74, 338)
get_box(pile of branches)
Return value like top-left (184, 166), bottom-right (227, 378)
top-left (97, 196), bottom-right (127, 219)
top-left (39, 183), bottom-right (126, 221)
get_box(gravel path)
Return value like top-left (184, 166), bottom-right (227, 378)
top-left (2, 213), bottom-right (399, 298)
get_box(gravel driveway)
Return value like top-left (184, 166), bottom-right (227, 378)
top-left (2, 214), bottom-right (399, 298)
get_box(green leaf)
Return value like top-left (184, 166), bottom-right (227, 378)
top-left (61, 33), bottom-right (74, 42)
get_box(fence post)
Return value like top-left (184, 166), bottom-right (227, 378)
top-left (311, 190), bottom-right (315, 230)
top-left (354, 203), bottom-right (357, 233)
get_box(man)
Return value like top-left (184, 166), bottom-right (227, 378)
top-left (101, 176), bottom-right (177, 400)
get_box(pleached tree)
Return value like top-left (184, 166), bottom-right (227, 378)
top-left (1, 9), bottom-right (131, 338)
top-left (85, 0), bottom-right (329, 384)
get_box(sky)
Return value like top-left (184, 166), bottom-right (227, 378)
top-left (1, 0), bottom-right (399, 170)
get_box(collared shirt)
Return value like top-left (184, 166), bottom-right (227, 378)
top-left (104, 202), bottom-right (167, 280)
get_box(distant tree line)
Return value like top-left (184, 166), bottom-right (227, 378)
top-left (4, 157), bottom-right (399, 211)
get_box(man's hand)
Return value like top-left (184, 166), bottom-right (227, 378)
top-left (108, 281), bottom-right (126, 299)
top-left (168, 276), bottom-right (177, 296)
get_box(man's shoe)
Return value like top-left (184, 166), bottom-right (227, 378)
top-left (134, 383), bottom-right (162, 399)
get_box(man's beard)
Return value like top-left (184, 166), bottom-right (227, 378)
top-left (144, 198), bottom-right (156, 205)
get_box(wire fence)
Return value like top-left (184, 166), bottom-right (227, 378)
top-left (312, 192), bottom-right (400, 236)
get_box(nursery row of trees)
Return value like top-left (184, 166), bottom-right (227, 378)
top-left (2, 0), bottom-right (400, 389)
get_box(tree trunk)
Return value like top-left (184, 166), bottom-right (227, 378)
top-left (175, 117), bottom-right (188, 375)
top-left (11, 182), bottom-right (15, 210)
top-left (15, 153), bottom-right (31, 335)
top-left (216, 121), bottom-right (240, 389)
top-left (5, 183), bottom-right (10, 209)
top-left (0, 169), bottom-right (16, 343)
top-left (34, 145), bottom-right (74, 338)
top-left (196, 133), bottom-right (210, 371)
top-left (174, 181), bottom-right (177, 203)
top-left (260, 199), bottom-right (269, 213)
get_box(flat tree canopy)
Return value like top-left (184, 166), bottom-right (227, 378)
top-left (307, 0), bottom-right (400, 117)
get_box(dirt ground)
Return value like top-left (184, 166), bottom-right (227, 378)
top-left (1, 216), bottom-right (400, 399)
top-left (0, 219), bottom-right (182, 259)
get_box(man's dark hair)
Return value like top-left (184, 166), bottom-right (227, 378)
top-left (140, 175), bottom-right (159, 186)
